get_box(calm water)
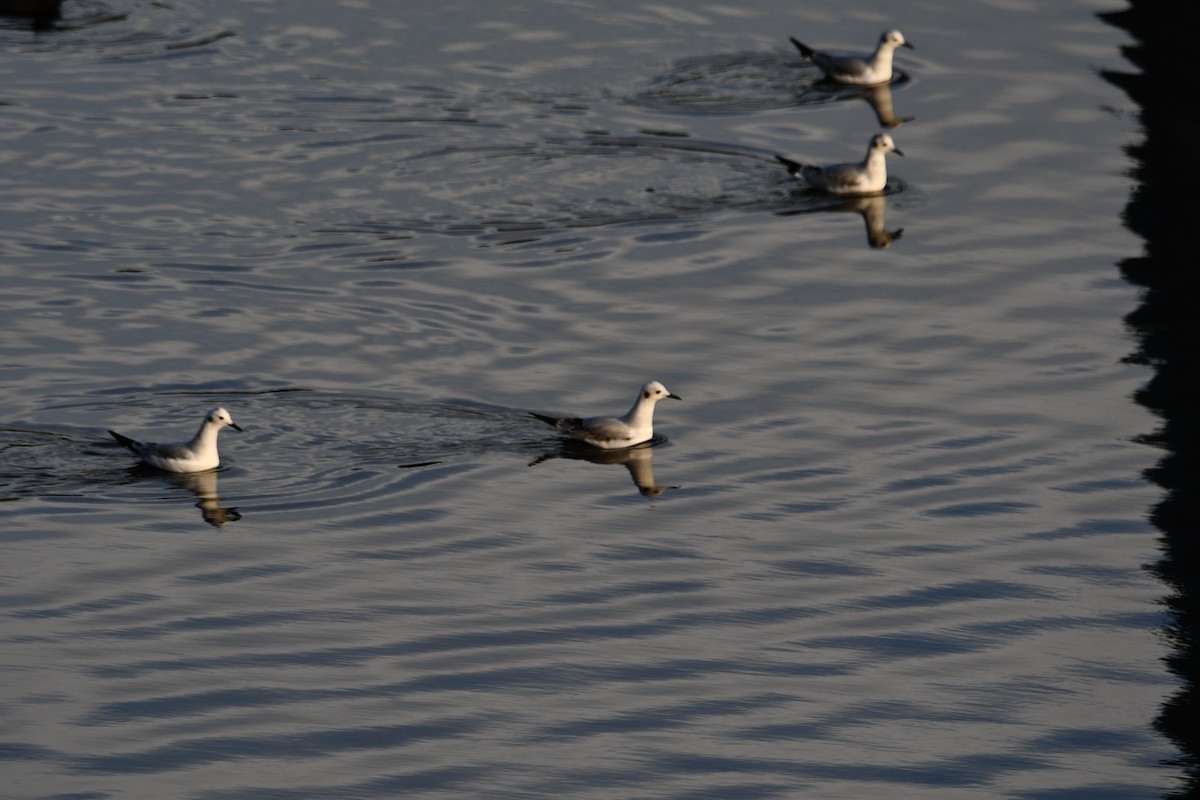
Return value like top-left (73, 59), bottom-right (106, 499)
top-left (0, 1), bottom-right (1173, 798)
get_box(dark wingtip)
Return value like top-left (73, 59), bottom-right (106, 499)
top-left (109, 430), bottom-right (135, 449)
top-left (775, 154), bottom-right (802, 174)
top-left (789, 36), bottom-right (814, 58)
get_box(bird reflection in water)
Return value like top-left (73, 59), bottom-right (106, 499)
top-left (138, 467), bottom-right (242, 528)
top-left (530, 441), bottom-right (677, 497)
top-left (833, 194), bottom-right (904, 249)
top-left (778, 193), bottom-right (903, 249)
top-left (859, 82), bottom-right (913, 129)
top-left (795, 78), bottom-right (913, 129)
top-left (0, 0), bottom-right (63, 31)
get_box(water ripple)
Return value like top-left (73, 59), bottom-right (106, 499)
top-left (626, 49), bottom-right (914, 126)
top-left (0, 0), bottom-right (234, 57)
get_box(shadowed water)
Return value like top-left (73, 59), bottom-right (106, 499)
top-left (0, 0), bottom-right (1175, 798)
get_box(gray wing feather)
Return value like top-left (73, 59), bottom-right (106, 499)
top-left (578, 417), bottom-right (634, 444)
top-left (149, 442), bottom-right (194, 459)
top-left (820, 54), bottom-right (871, 78)
top-left (808, 163), bottom-right (863, 191)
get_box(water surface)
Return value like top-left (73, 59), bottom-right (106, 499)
top-left (0, 1), bottom-right (1172, 798)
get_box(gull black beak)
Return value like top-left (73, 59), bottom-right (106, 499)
top-left (230, 422), bottom-right (244, 432)
top-left (668, 393), bottom-right (682, 401)
top-left (903, 41), bottom-right (915, 50)
top-left (893, 147), bottom-right (905, 157)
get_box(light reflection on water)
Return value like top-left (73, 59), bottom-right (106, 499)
top-left (0, 0), bottom-right (1174, 798)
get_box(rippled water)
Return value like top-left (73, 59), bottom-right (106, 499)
top-left (0, 0), bottom-right (1173, 798)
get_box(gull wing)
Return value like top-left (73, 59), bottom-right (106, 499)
top-left (809, 162), bottom-right (867, 193)
top-left (577, 416), bottom-right (637, 446)
top-left (819, 53), bottom-right (871, 80)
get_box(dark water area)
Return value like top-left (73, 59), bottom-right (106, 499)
top-left (1101, 2), bottom-right (1200, 797)
top-left (0, 1), bottom-right (1184, 798)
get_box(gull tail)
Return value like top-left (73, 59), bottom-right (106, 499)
top-left (789, 37), bottom-right (816, 60)
top-left (530, 412), bottom-right (583, 432)
top-left (109, 431), bottom-right (139, 451)
top-left (775, 154), bottom-right (804, 176)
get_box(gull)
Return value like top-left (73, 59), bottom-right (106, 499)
top-left (109, 407), bottom-right (242, 473)
top-left (790, 29), bottom-right (913, 86)
top-left (530, 381), bottom-right (681, 450)
top-left (775, 133), bottom-right (903, 195)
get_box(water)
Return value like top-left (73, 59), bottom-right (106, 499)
top-left (0, 1), bottom-right (1174, 798)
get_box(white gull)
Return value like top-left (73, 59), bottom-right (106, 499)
top-left (530, 381), bottom-right (681, 449)
top-left (110, 406), bottom-right (242, 473)
top-left (775, 133), bottom-right (903, 195)
top-left (790, 29), bottom-right (913, 86)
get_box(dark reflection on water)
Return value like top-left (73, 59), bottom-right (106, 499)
top-left (0, 0), bottom-right (63, 31)
top-left (529, 440), bottom-right (678, 497)
top-left (152, 468), bottom-right (242, 528)
top-left (776, 193), bottom-right (904, 249)
top-left (1101, 3), bottom-right (1200, 797)
top-left (0, 0), bottom-right (231, 54)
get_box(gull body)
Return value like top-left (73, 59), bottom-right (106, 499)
top-left (775, 133), bottom-right (903, 195)
top-left (530, 381), bottom-right (681, 450)
top-left (790, 29), bottom-right (913, 86)
top-left (109, 407), bottom-right (242, 473)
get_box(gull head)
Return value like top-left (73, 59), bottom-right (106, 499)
top-left (207, 407), bottom-right (243, 432)
top-left (881, 30), bottom-right (913, 50)
top-left (642, 381), bottom-right (682, 403)
top-left (871, 133), bottom-right (904, 157)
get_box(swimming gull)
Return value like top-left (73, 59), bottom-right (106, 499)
top-left (110, 406), bottom-right (242, 473)
top-left (790, 29), bottom-right (913, 86)
top-left (530, 380), bottom-right (681, 449)
top-left (775, 133), bottom-right (904, 195)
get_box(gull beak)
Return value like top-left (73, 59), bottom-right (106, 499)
top-left (893, 147), bottom-right (905, 157)
top-left (668, 393), bottom-right (682, 401)
top-left (902, 41), bottom-right (914, 50)
top-left (230, 422), bottom-right (244, 432)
